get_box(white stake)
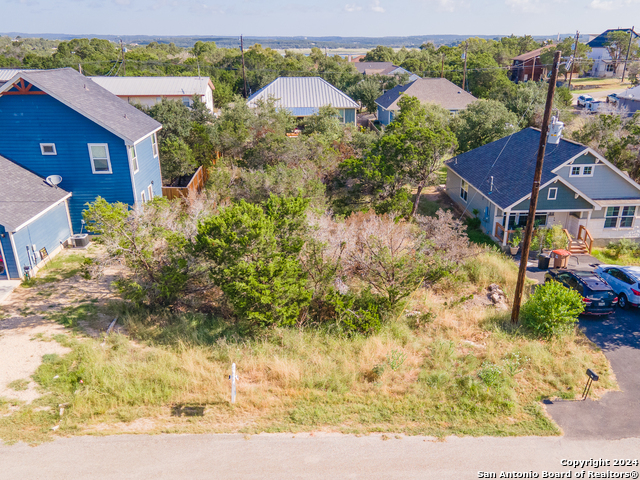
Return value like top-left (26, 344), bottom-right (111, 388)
top-left (230, 363), bottom-right (238, 403)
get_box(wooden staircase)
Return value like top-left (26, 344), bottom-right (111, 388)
top-left (563, 226), bottom-right (594, 255)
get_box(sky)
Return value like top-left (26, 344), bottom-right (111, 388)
top-left (1, 0), bottom-right (640, 38)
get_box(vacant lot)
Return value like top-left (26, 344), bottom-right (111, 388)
top-left (0, 247), bottom-right (615, 444)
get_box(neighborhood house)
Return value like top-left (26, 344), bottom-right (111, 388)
top-left (353, 61), bottom-right (420, 83)
top-left (375, 78), bottom-right (477, 125)
top-left (246, 76), bottom-right (359, 124)
top-left (587, 28), bottom-right (639, 78)
top-left (446, 128), bottom-right (640, 249)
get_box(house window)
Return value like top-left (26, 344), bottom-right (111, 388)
top-left (140, 190), bottom-right (147, 204)
top-left (129, 145), bottom-right (138, 173)
top-left (182, 97), bottom-right (190, 107)
top-left (547, 188), bottom-right (558, 200)
top-left (606, 64), bottom-right (615, 72)
top-left (148, 185), bottom-right (154, 200)
top-left (88, 144), bottom-right (112, 174)
top-left (570, 165), bottom-right (594, 177)
top-left (604, 206), bottom-right (635, 229)
top-left (337, 109), bottom-right (345, 123)
top-left (460, 180), bottom-right (468, 202)
top-left (151, 133), bottom-right (158, 157)
top-left (40, 143), bottom-right (57, 155)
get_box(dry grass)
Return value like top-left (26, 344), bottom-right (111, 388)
top-left (0, 249), bottom-right (616, 444)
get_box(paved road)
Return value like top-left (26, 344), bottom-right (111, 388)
top-left (546, 306), bottom-right (640, 439)
top-left (1, 433), bottom-right (640, 479)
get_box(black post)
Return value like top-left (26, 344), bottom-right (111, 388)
top-left (567, 31), bottom-right (579, 89)
top-left (621, 26), bottom-right (635, 83)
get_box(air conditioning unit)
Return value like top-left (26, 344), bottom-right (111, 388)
top-left (71, 234), bottom-right (90, 248)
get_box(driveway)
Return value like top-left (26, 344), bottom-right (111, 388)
top-left (545, 306), bottom-right (640, 439)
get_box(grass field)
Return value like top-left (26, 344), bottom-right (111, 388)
top-left (592, 248), bottom-right (640, 266)
top-left (0, 249), bottom-right (616, 444)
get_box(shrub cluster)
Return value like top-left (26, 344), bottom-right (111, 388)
top-left (520, 281), bottom-right (584, 337)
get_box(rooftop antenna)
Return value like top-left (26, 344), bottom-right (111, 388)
top-left (46, 175), bottom-right (62, 189)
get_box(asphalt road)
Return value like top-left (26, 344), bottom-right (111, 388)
top-left (546, 306), bottom-right (640, 439)
top-left (1, 433), bottom-right (640, 480)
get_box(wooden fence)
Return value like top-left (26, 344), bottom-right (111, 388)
top-left (162, 166), bottom-right (209, 201)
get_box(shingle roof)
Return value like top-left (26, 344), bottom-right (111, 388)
top-left (617, 84), bottom-right (640, 100)
top-left (354, 62), bottom-right (394, 74)
top-left (511, 44), bottom-right (556, 62)
top-left (0, 155), bottom-right (71, 232)
top-left (0, 68), bottom-right (161, 145)
top-left (375, 78), bottom-right (477, 112)
top-left (446, 128), bottom-right (588, 209)
top-left (588, 29), bottom-right (638, 48)
top-left (89, 76), bottom-right (214, 97)
top-left (247, 77), bottom-right (359, 111)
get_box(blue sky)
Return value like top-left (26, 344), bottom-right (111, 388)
top-left (1, 0), bottom-right (639, 37)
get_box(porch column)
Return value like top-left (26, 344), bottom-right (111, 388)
top-left (502, 211), bottom-right (510, 246)
top-left (585, 210), bottom-right (591, 229)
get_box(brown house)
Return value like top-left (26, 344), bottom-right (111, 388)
top-left (510, 45), bottom-right (555, 83)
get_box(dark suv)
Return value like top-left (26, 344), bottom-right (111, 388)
top-left (544, 269), bottom-right (618, 316)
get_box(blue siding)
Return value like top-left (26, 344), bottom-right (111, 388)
top-left (511, 182), bottom-right (593, 211)
top-left (11, 201), bottom-right (72, 277)
top-left (344, 108), bottom-right (356, 125)
top-left (378, 106), bottom-right (392, 125)
top-left (0, 226), bottom-right (19, 279)
top-left (132, 134), bottom-right (163, 201)
top-left (0, 94), bottom-right (136, 232)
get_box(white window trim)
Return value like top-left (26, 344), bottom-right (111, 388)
top-left (547, 188), bottom-right (558, 200)
top-left (148, 184), bottom-right (153, 200)
top-left (140, 190), bottom-right (147, 204)
top-left (151, 133), bottom-right (159, 158)
top-left (129, 145), bottom-right (139, 174)
top-left (88, 143), bottom-right (112, 174)
top-left (604, 206), bottom-right (636, 230)
top-left (569, 165), bottom-right (594, 177)
top-left (40, 143), bottom-right (57, 155)
top-left (581, 165), bottom-right (594, 177)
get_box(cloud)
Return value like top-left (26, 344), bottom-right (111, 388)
top-left (590, 0), bottom-right (640, 9)
top-left (344, 3), bottom-right (362, 11)
top-left (505, 0), bottom-right (548, 13)
top-left (436, 0), bottom-right (460, 11)
top-left (370, 0), bottom-right (384, 12)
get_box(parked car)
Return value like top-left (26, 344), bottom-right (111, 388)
top-left (577, 95), bottom-right (595, 107)
top-left (585, 100), bottom-right (603, 113)
top-left (545, 269), bottom-right (618, 315)
top-left (607, 93), bottom-right (619, 105)
top-left (593, 265), bottom-right (640, 309)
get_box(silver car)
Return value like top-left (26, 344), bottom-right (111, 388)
top-left (577, 95), bottom-right (594, 107)
top-left (594, 265), bottom-right (640, 309)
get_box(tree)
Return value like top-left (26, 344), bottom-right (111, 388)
top-left (604, 31), bottom-right (638, 73)
top-left (540, 38), bottom-right (592, 81)
top-left (363, 45), bottom-right (396, 63)
top-left (453, 99), bottom-right (519, 152)
top-left (348, 76), bottom-right (383, 114)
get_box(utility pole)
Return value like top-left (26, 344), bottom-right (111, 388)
top-left (621, 26), bottom-right (635, 83)
top-left (240, 35), bottom-right (248, 99)
top-left (440, 53), bottom-right (445, 78)
top-left (120, 39), bottom-right (126, 77)
top-left (567, 31), bottom-right (579, 89)
top-left (511, 50), bottom-right (562, 324)
top-left (462, 42), bottom-right (468, 91)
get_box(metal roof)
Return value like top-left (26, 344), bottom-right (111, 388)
top-left (89, 76), bottom-right (214, 97)
top-left (446, 128), bottom-right (588, 210)
top-left (247, 77), bottom-right (359, 112)
top-left (376, 77), bottom-right (477, 112)
top-left (0, 68), bottom-right (162, 145)
top-left (0, 155), bottom-right (71, 232)
top-left (0, 68), bottom-right (38, 87)
top-left (511, 45), bottom-right (556, 62)
top-left (587, 29), bottom-right (639, 48)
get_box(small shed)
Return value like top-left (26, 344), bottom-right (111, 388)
top-left (617, 85), bottom-right (640, 114)
top-left (0, 155), bottom-right (73, 280)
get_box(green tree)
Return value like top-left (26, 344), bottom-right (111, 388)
top-left (363, 45), bottom-right (396, 63)
top-left (347, 76), bottom-right (383, 114)
top-left (454, 99), bottom-right (519, 152)
top-left (540, 39), bottom-right (592, 80)
top-left (604, 31), bottom-right (638, 73)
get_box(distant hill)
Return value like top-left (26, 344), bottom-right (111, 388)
top-left (0, 33), bottom-right (570, 49)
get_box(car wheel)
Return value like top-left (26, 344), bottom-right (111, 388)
top-left (619, 293), bottom-right (628, 309)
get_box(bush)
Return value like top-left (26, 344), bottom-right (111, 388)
top-left (606, 238), bottom-right (639, 259)
top-left (520, 281), bottom-right (584, 337)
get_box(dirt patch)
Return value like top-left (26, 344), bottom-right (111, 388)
top-left (0, 315), bottom-right (70, 403)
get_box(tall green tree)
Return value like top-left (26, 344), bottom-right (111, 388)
top-left (604, 31), bottom-right (638, 73)
top-left (540, 38), bottom-right (592, 80)
top-left (454, 99), bottom-right (519, 152)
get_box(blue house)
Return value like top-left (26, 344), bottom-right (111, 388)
top-left (0, 155), bottom-right (73, 280)
top-left (0, 68), bottom-right (163, 233)
top-left (247, 77), bottom-right (359, 125)
top-left (445, 128), bottom-right (640, 249)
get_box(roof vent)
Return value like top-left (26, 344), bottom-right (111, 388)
top-left (46, 175), bottom-right (62, 188)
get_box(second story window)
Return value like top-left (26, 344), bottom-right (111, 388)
top-left (570, 165), bottom-right (594, 177)
top-left (129, 145), bottom-right (138, 173)
top-left (88, 144), bottom-right (112, 174)
top-left (151, 133), bottom-right (158, 157)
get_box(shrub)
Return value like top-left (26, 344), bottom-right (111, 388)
top-left (520, 281), bottom-right (584, 337)
top-left (606, 238), bottom-right (639, 259)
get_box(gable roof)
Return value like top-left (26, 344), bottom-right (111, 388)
top-left (511, 44), bottom-right (556, 62)
top-left (375, 77), bottom-right (477, 112)
top-left (0, 68), bottom-right (161, 145)
top-left (354, 62), bottom-right (395, 75)
top-left (89, 76), bottom-right (215, 97)
top-left (247, 77), bottom-right (359, 113)
top-left (617, 84), bottom-right (640, 101)
top-left (446, 128), bottom-right (588, 210)
top-left (0, 155), bottom-right (71, 232)
top-left (0, 68), bottom-right (38, 86)
top-left (588, 28), bottom-right (639, 48)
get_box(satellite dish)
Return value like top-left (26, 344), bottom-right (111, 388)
top-left (46, 175), bottom-right (63, 188)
